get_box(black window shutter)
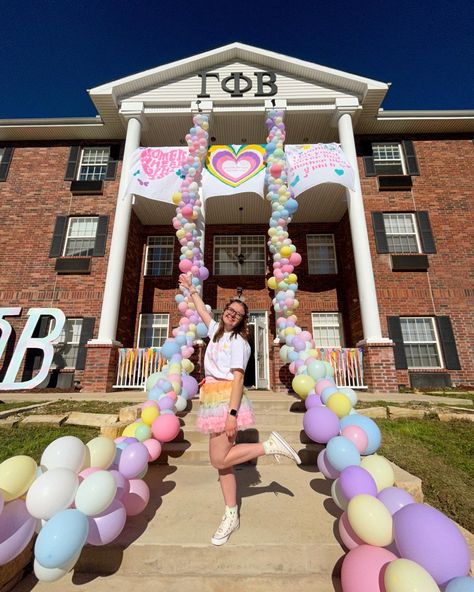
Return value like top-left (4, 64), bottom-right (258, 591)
top-left (65, 146), bottom-right (81, 180)
top-left (105, 144), bottom-right (120, 180)
top-left (402, 141), bottom-right (420, 176)
top-left (0, 147), bottom-right (14, 181)
top-left (387, 316), bottom-right (408, 369)
top-left (416, 211), bottom-right (436, 254)
top-left (436, 317), bottom-right (461, 370)
top-left (371, 212), bottom-right (389, 253)
top-left (93, 216), bottom-right (109, 256)
top-left (49, 216), bottom-right (68, 258)
top-left (358, 140), bottom-right (376, 177)
top-left (31, 316), bottom-right (52, 371)
top-left (76, 318), bottom-right (95, 370)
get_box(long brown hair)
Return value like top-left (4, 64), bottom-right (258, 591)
top-left (213, 298), bottom-right (249, 342)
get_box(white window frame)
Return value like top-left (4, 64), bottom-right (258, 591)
top-left (0, 148), bottom-right (4, 163)
top-left (307, 234), bottom-right (337, 275)
top-left (77, 147), bottom-right (110, 181)
top-left (137, 313), bottom-right (170, 348)
top-left (311, 312), bottom-right (344, 348)
top-left (400, 317), bottom-right (443, 369)
top-left (51, 318), bottom-right (83, 369)
top-left (372, 142), bottom-right (406, 175)
top-left (144, 236), bottom-right (174, 276)
top-left (383, 213), bottom-right (422, 254)
top-left (213, 235), bottom-right (266, 276)
top-left (63, 216), bottom-right (99, 257)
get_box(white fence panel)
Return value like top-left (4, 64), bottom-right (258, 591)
top-left (114, 347), bottom-right (162, 389)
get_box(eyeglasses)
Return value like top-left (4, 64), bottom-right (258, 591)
top-left (225, 306), bottom-right (245, 320)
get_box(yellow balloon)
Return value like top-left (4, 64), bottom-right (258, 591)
top-left (86, 436), bottom-right (116, 469)
top-left (267, 277), bottom-right (277, 290)
top-left (122, 423), bottom-right (138, 438)
top-left (280, 246), bottom-right (292, 258)
top-left (326, 392), bottom-right (352, 418)
top-left (169, 363), bottom-right (181, 374)
top-left (182, 359), bottom-right (194, 373)
top-left (0, 455), bottom-right (37, 501)
top-left (384, 559), bottom-right (440, 592)
top-left (292, 374), bottom-right (315, 399)
top-left (172, 192), bottom-right (182, 205)
top-left (360, 454), bottom-right (395, 492)
top-left (141, 406), bottom-right (159, 426)
top-left (170, 380), bottom-right (180, 393)
top-left (288, 273), bottom-right (297, 284)
top-left (176, 229), bottom-right (185, 239)
top-left (347, 494), bottom-right (393, 547)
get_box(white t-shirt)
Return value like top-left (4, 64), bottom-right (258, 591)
top-left (204, 319), bottom-right (251, 381)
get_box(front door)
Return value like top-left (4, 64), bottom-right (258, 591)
top-left (245, 312), bottom-right (269, 389)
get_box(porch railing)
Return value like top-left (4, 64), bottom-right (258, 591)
top-left (114, 347), bottom-right (163, 389)
top-left (313, 347), bottom-right (366, 389)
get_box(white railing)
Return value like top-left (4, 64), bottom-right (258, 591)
top-left (314, 347), bottom-right (366, 389)
top-left (114, 347), bottom-right (163, 389)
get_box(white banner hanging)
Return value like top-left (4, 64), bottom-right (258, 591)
top-left (285, 144), bottom-right (355, 196)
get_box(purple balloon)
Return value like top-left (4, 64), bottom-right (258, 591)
top-left (394, 503), bottom-right (471, 587)
top-left (0, 499), bottom-right (36, 565)
top-left (181, 374), bottom-right (198, 398)
top-left (305, 394), bottom-right (323, 409)
top-left (303, 406), bottom-right (340, 444)
top-left (87, 499), bottom-right (127, 546)
top-left (158, 396), bottom-right (174, 411)
top-left (109, 469), bottom-right (130, 501)
top-left (377, 486), bottom-right (414, 516)
top-left (317, 449), bottom-right (340, 479)
top-left (339, 465), bottom-right (377, 500)
top-left (118, 442), bottom-right (149, 480)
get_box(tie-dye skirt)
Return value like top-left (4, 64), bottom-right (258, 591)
top-left (196, 380), bottom-right (255, 435)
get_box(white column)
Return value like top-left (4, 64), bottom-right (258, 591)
top-left (96, 114), bottom-right (142, 343)
top-left (336, 101), bottom-right (386, 342)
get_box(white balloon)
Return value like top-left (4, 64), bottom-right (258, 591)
top-left (75, 471), bottom-right (117, 516)
top-left (174, 396), bottom-right (187, 412)
top-left (40, 436), bottom-right (86, 472)
top-left (34, 550), bottom-right (81, 583)
top-left (26, 468), bottom-right (79, 520)
top-left (331, 478), bottom-right (349, 511)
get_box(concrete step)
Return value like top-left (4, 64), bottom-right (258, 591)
top-left (174, 426), bottom-right (313, 445)
top-left (17, 572), bottom-right (342, 592)
top-left (181, 410), bottom-right (306, 428)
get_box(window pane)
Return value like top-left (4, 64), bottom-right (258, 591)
top-left (64, 217), bottom-right (98, 256)
top-left (78, 147), bottom-right (110, 181)
top-left (373, 143), bottom-right (404, 175)
top-left (138, 314), bottom-right (169, 348)
top-left (311, 313), bottom-right (343, 347)
top-left (383, 213), bottom-right (419, 254)
top-left (307, 235), bottom-right (337, 274)
top-left (52, 318), bottom-right (83, 368)
top-left (400, 317), bottom-right (441, 368)
top-left (146, 236), bottom-right (174, 275)
top-left (0, 148), bottom-right (4, 163)
top-left (214, 235), bottom-right (265, 276)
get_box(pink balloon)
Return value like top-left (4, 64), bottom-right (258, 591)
top-left (122, 479), bottom-right (150, 516)
top-left (0, 499), bottom-right (36, 565)
top-left (142, 439), bottom-right (162, 462)
top-left (289, 252), bottom-right (302, 266)
top-left (338, 511), bottom-right (365, 550)
top-left (178, 259), bottom-right (192, 273)
top-left (142, 400), bottom-right (159, 410)
top-left (79, 467), bottom-right (100, 481)
top-left (315, 378), bottom-right (335, 396)
top-left (87, 499), bottom-right (126, 546)
top-left (151, 414), bottom-right (180, 443)
top-left (341, 425), bottom-right (369, 454)
top-left (341, 544), bottom-right (397, 592)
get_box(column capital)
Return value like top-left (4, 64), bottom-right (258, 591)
top-left (119, 101), bottom-right (148, 129)
top-left (332, 98), bottom-right (362, 127)
top-left (191, 100), bottom-right (213, 114)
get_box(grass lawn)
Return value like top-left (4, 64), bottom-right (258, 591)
top-left (0, 399), bottom-right (137, 415)
top-left (378, 417), bottom-right (474, 533)
top-left (0, 401), bottom-right (43, 412)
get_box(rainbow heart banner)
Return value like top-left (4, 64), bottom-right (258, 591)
top-left (285, 144), bottom-right (355, 196)
top-left (127, 147), bottom-right (188, 203)
top-left (202, 145), bottom-right (266, 198)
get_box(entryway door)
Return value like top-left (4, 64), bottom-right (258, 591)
top-left (245, 312), bottom-right (269, 389)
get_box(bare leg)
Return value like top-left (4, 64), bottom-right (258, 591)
top-left (209, 432), bottom-right (265, 471)
top-left (217, 468), bottom-right (237, 507)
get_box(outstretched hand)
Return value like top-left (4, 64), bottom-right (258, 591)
top-left (179, 272), bottom-right (193, 291)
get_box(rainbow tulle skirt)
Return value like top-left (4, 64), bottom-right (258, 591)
top-left (196, 380), bottom-right (255, 435)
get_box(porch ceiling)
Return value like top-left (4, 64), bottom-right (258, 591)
top-left (132, 183), bottom-right (347, 226)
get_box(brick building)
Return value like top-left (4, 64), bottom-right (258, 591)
top-left (1, 43), bottom-right (473, 393)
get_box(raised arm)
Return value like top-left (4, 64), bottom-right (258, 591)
top-left (178, 272), bottom-right (213, 327)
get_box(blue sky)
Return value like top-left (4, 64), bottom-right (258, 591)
top-left (1, 0), bottom-right (472, 118)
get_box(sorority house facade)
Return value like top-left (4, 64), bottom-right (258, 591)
top-left (0, 43), bottom-right (473, 393)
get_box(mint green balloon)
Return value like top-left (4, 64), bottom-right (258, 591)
top-left (134, 423), bottom-right (152, 443)
top-left (307, 360), bottom-right (326, 381)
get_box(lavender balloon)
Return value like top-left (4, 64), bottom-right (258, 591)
top-left (339, 465), bottom-right (377, 500)
top-left (377, 486), bottom-right (414, 516)
top-left (317, 449), bottom-right (340, 479)
top-left (303, 406), bottom-right (340, 444)
top-left (394, 503), bottom-right (471, 587)
top-left (305, 394), bottom-right (323, 409)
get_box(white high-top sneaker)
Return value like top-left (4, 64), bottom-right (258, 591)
top-left (263, 431), bottom-right (302, 465)
top-left (211, 508), bottom-right (240, 546)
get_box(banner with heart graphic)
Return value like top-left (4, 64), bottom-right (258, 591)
top-left (202, 145), bottom-right (266, 199)
top-left (127, 147), bottom-right (188, 203)
top-left (285, 144), bottom-right (355, 197)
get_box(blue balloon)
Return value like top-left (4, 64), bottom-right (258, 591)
top-left (35, 509), bottom-right (88, 569)
top-left (161, 339), bottom-right (181, 360)
top-left (285, 199), bottom-right (298, 214)
top-left (326, 436), bottom-right (360, 472)
top-left (196, 322), bottom-right (208, 338)
top-left (321, 386), bottom-right (338, 404)
top-left (445, 577), bottom-right (474, 592)
top-left (339, 414), bottom-right (382, 455)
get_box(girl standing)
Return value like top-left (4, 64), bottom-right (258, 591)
top-left (179, 272), bottom-right (301, 546)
